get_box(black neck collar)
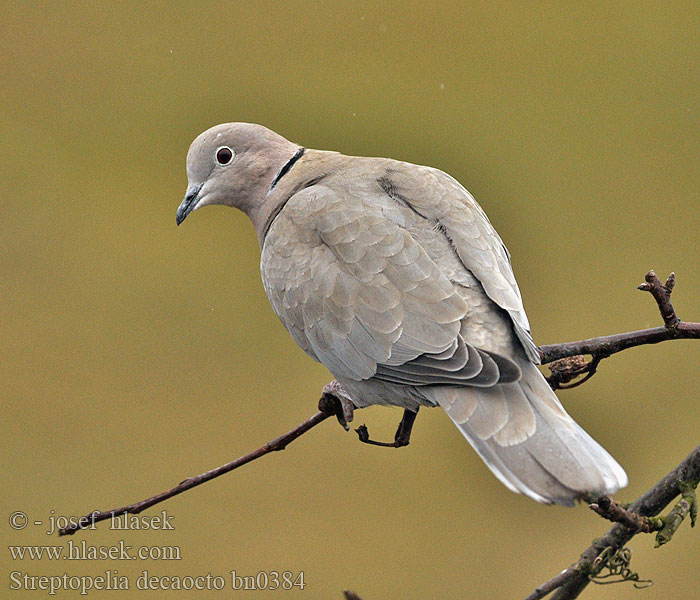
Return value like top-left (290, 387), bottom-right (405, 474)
top-left (269, 147), bottom-right (305, 191)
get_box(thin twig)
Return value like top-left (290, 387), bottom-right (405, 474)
top-left (588, 496), bottom-right (661, 533)
top-left (540, 322), bottom-right (699, 363)
top-left (58, 408), bottom-right (333, 536)
top-left (637, 270), bottom-right (679, 328)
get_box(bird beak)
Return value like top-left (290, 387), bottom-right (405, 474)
top-left (176, 184), bottom-right (203, 225)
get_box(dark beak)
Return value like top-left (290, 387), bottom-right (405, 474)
top-left (176, 184), bottom-right (203, 226)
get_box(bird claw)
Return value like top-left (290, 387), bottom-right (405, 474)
top-left (319, 380), bottom-right (355, 430)
top-left (354, 409), bottom-right (418, 448)
top-left (354, 424), bottom-right (404, 447)
top-left (318, 383), bottom-right (418, 448)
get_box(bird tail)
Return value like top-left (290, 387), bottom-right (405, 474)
top-left (430, 360), bottom-right (628, 505)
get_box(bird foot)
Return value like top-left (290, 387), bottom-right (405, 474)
top-left (355, 408), bottom-right (418, 448)
top-left (319, 380), bottom-right (356, 430)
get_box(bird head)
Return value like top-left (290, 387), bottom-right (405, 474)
top-left (176, 123), bottom-right (300, 240)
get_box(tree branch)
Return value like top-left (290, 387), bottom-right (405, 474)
top-left (541, 271), bottom-right (700, 388)
top-left (526, 445), bottom-right (700, 600)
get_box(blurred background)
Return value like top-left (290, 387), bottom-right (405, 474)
top-left (2, 2), bottom-right (699, 598)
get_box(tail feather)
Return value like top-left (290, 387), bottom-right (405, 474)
top-left (430, 360), bottom-right (628, 506)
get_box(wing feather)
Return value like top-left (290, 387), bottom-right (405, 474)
top-left (261, 184), bottom-right (518, 384)
top-left (383, 165), bottom-right (540, 363)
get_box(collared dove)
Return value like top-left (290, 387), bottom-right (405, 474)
top-left (176, 123), bottom-right (627, 505)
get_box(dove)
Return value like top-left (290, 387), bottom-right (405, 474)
top-left (176, 123), bottom-right (627, 505)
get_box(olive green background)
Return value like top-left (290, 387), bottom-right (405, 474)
top-left (2, 2), bottom-right (699, 599)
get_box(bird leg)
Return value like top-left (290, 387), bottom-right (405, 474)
top-left (319, 380), bottom-right (356, 430)
top-left (355, 408), bottom-right (418, 448)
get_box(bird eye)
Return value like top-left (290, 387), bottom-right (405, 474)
top-left (215, 146), bottom-right (234, 165)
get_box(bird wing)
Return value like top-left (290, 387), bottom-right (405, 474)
top-left (378, 164), bottom-right (540, 363)
top-left (261, 181), bottom-right (520, 384)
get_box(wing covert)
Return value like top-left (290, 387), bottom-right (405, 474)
top-left (261, 185), bottom-right (469, 381)
top-left (380, 165), bottom-right (540, 363)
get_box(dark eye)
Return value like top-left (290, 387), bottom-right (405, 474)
top-left (215, 146), bottom-right (234, 165)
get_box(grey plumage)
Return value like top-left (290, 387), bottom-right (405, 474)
top-left (177, 123), bottom-right (627, 506)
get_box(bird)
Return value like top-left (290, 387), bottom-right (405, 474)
top-left (176, 122), bottom-right (627, 506)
